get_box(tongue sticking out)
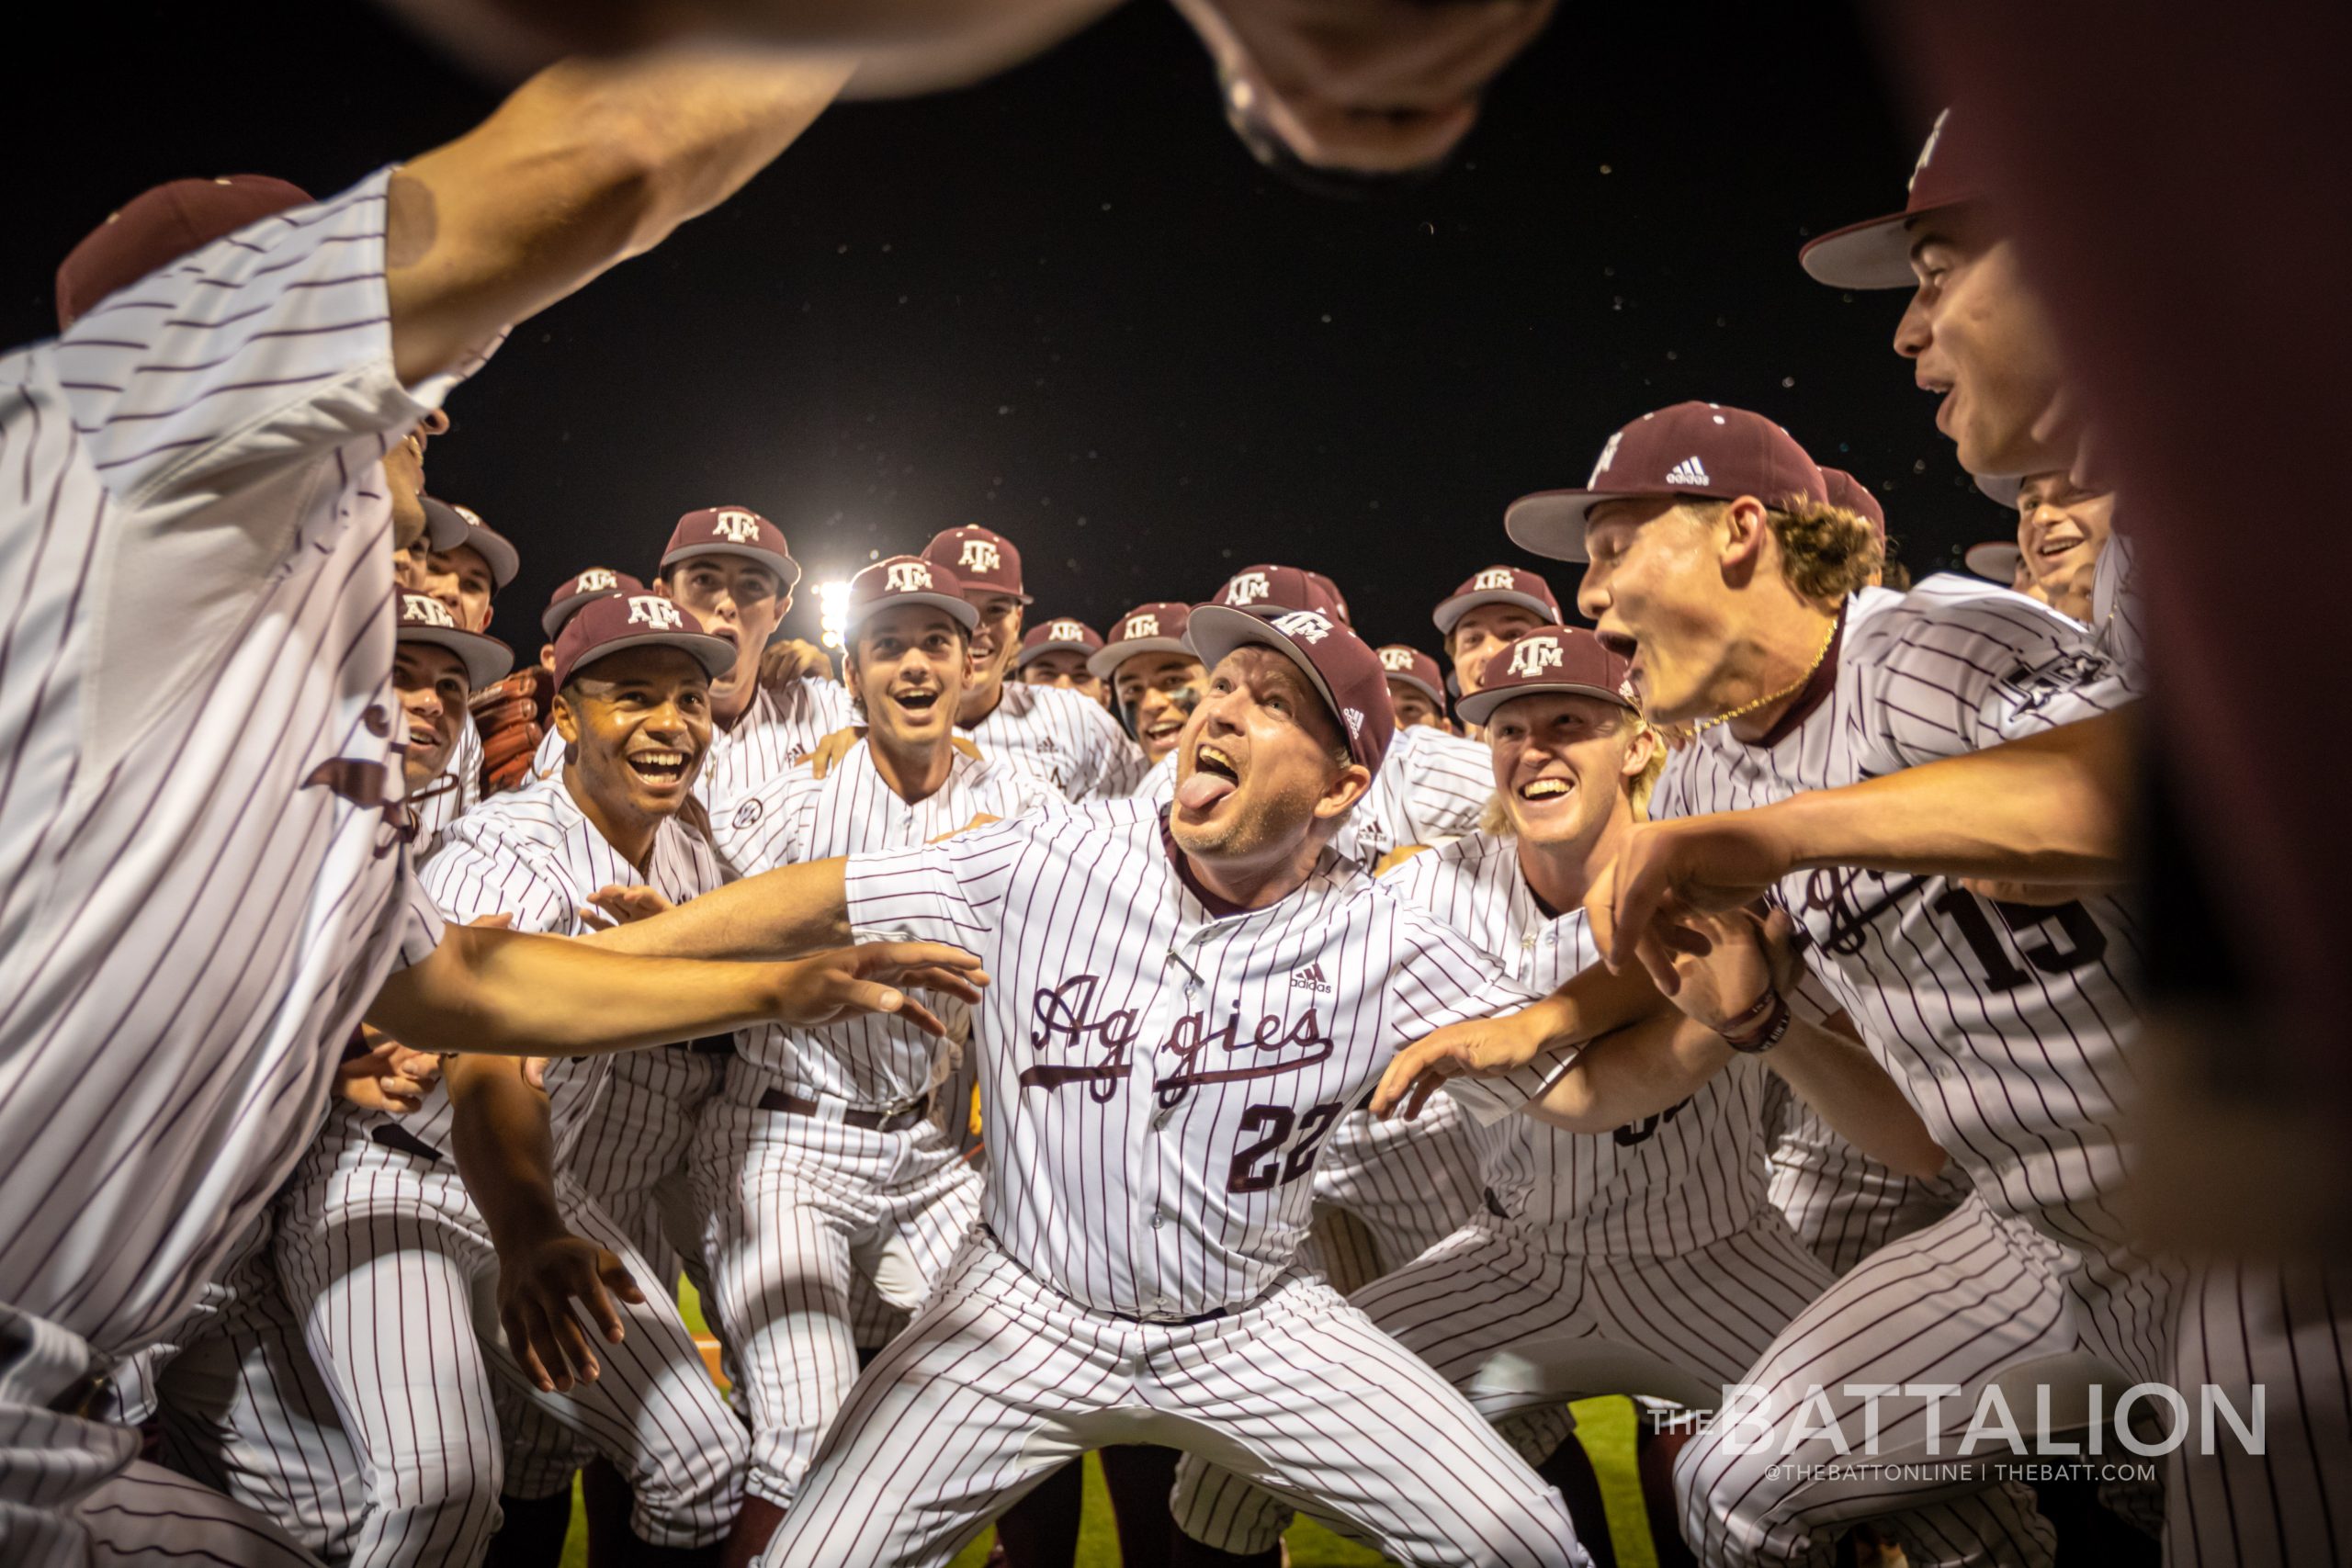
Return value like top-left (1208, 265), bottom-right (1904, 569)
top-left (1178, 772), bottom-right (1236, 812)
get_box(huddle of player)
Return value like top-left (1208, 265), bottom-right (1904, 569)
top-left (2, 35), bottom-right (2335, 1568)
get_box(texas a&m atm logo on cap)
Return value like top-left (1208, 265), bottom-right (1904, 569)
top-left (1225, 571), bottom-right (1272, 606)
top-left (886, 560), bottom-right (936, 593)
top-left (1378, 646), bottom-right (1415, 672)
top-left (1272, 610), bottom-right (1333, 644)
top-left (577, 569), bottom-right (618, 593)
top-left (627, 596), bottom-right (687, 631)
top-left (1124, 612), bottom-right (1162, 639)
top-left (959, 538), bottom-right (1002, 575)
top-left (1472, 567), bottom-right (1517, 592)
top-left (1506, 635), bottom-right (1566, 679)
top-left (709, 509), bottom-right (763, 545)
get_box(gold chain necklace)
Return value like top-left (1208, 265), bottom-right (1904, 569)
top-left (1691, 614), bottom-right (1839, 735)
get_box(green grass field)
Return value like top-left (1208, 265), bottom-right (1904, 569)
top-left (560, 1287), bottom-right (1659, 1567)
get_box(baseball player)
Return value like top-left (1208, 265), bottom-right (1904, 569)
top-left (1015, 618), bottom-right (1110, 708)
top-left (1377, 644), bottom-right (1452, 733)
top-left (1434, 565), bottom-right (1561, 702)
top-left (1392, 401), bottom-right (2171, 1563)
top-left (0, 53), bottom-right (941, 1562)
top-left (394, 591), bottom-right (514, 850)
top-left (1090, 601), bottom-right (1207, 766)
top-left (695, 556), bottom-right (1063, 1552)
top-left (1174, 626), bottom-right (1950, 1565)
top-left (278, 591), bottom-right (802, 1566)
top-left (592, 605), bottom-right (1593, 1567)
top-left (420, 497), bottom-right (527, 814)
top-left (1998, 471), bottom-right (2115, 625)
top-left (908, 525), bottom-right (1146, 799)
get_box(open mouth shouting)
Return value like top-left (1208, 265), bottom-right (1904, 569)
top-left (1178, 740), bottom-right (1242, 813)
top-left (890, 686), bottom-right (944, 718)
top-left (1516, 773), bottom-right (1577, 805)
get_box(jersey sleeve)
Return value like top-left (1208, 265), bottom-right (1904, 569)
top-left (1062, 689), bottom-right (1147, 801)
top-left (1390, 727), bottom-right (1494, 843)
top-left (1133, 750), bottom-right (1177, 805)
top-left (1850, 579), bottom-right (2135, 771)
top-left (842, 816), bottom-right (1033, 955)
top-left (52, 169), bottom-right (492, 510)
top-left (711, 767), bottom-right (812, 877)
top-left (384, 852), bottom-right (448, 971)
top-left (416, 829), bottom-right (571, 937)
top-left (1385, 903), bottom-right (1564, 1125)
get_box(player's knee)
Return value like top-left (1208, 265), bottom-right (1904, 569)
top-left (1673, 1419), bottom-right (1788, 1559)
top-left (628, 1435), bottom-right (746, 1547)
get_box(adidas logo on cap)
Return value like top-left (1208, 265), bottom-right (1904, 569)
top-left (1666, 456), bottom-right (1712, 486)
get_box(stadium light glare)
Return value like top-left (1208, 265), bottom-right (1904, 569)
top-left (818, 579), bottom-right (850, 650)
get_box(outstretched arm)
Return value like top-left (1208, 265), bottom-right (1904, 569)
top-left (447, 1054), bottom-right (641, 1393)
top-left (582, 857), bottom-right (853, 961)
top-left (1769, 1016), bottom-right (1949, 1181)
top-left (1589, 707), bottom-right (2137, 976)
top-left (388, 50), bottom-right (853, 386)
top-left (1371, 958), bottom-right (1662, 1119)
top-left (368, 922), bottom-right (978, 1056)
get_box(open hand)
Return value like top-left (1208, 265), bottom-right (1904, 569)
top-left (769, 942), bottom-right (989, 1038)
top-left (497, 1232), bottom-right (644, 1393)
top-left (1585, 812), bottom-right (1796, 978)
top-left (582, 884), bottom-right (675, 930)
top-left (1371, 1005), bottom-right (1549, 1122)
top-left (336, 1027), bottom-right (442, 1115)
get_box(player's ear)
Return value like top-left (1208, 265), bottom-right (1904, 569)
top-left (1620, 717), bottom-right (1657, 783)
top-left (1717, 496), bottom-right (1770, 581)
top-left (553, 691), bottom-right (580, 751)
top-left (842, 648), bottom-right (864, 705)
top-left (1314, 760), bottom-right (1373, 820)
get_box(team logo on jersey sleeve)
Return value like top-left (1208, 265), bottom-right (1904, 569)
top-left (711, 509), bottom-right (763, 544)
top-left (732, 798), bottom-right (763, 829)
top-left (627, 595), bottom-right (687, 631)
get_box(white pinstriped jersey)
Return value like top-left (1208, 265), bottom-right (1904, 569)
top-left (0, 171), bottom-right (479, 1355)
top-left (842, 799), bottom-right (1559, 1318)
top-left (413, 713), bottom-right (482, 840)
top-left (531, 675), bottom-right (855, 815)
top-left (1653, 579), bottom-right (2143, 1248)
top-left (1385, 831), bottom-right (1773, 1256)
top-left (960, 678), bottom-right (1147, 801)
top-left (1131, 723), bottom-right (1491, 864)
top-left (2092, 533), bottom-right (2143, 681)
top-left (311, 771), bottom-right (725, 1171)
top-left (713, 742), bottom-right (1062, 1103)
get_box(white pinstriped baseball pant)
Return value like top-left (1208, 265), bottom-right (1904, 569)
top-left (1173, 1210), bottom-right (1838, 1554)
top-left (1673, 1193), bottom-right (2177, 1567)
top-left (1765, 1091), bottom-right (1970, 1277)
top-left (1306, 1100), bottom-right (1485, 1294)
top-left (277, 1155), bottom-right (744, 1567)
top-left (757, 1233), bottom-right (1592, 1568)
top-left (692, 1060), bottom-right (979, 1511)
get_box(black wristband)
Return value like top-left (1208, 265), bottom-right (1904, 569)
top-left (1721, 988), bottom-right (1792, 1055)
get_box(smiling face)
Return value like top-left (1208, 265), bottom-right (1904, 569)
top-left (1114, 650), bottom-right (1209, 762)
top-left (1022, 648), bottom-right (1106, 705)
top-left (662, 556), bottom-right (787, 723)
top-left (847, 604), bottom-right (971, 754)
top-left (392, 643), bottom-right (470, 790)
top-left (1170, 645), bottom-right (1367, 868)
top-left (960, 591), bottom-right (1026, 717)
top-left (555, 645), bottom-right (713, 827)
top-left (1487, 692), bottom-right (1652, 853)
top-left (2015, 472), bottom-right (2115, 589)
top-left (1576, 497), bottom-right (1747, 726)
top-left (421, 542), bottom-right (497, 633)
top-left (1893, 205), bottom-right (2073, 481)
top-left (1447, 603), bottom-right (1548, 695)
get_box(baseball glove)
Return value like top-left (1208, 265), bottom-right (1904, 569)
top-left (471, 670), bottom-right (548, 794)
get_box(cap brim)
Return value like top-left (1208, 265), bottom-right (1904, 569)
top-left (1385, 672), bottom-right (1445, 709)
top-left (845, 592), bottom-right (980, 635)
top-left (1974, 472), bottom-right (2024, 506)
top-left (1457, 675), bottom-right (1631, 728)
top-left (1799, 197), bottom-right (1983, 291)
top-left (1963, 542), bottom-right (2025, 581)
top-left (1185, 604), bottom-right (1346, 750)
top-left (1086, 637), bottom-right (1194, 681)
top-left (400, 625), bottom-right (514, 691)
top-left (660, 542), bottom-right (804, 592)
top-left (565, 630), bottom-right (738, 687)
top-left (1505, 490), bottom-right (1623, 563)
top-left (457, 525), bottom-right (520, 590)
top-left (1433, 589), bottom-right (1559, 635)
top-left (419, 498), bottom-right (472, 553)
top-left (1016, 639), bottom-right (1094, 670)
top-left (540, 592), bottom-right (595, 640)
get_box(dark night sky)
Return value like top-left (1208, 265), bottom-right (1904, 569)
top-left (9, 2), bottom-right (1998, 658)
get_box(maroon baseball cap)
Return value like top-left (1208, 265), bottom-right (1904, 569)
top-left (1800, 107), bottom-right (1986, 290)
top-left (660, 507), bottom-right (801, 589)
top-left (552, 591), bottom-right (735, 691)
top-left (1506, 402), bottom-right (1827, 563)
top-left (1207, 564), bottom-right (1346, 622)
top-left (1017, 618), bottom-right (1103, 670)
top-left (1377, 645), bottom-right (1447, 713)
top-left (1964, 540), bottom-right (2026, 584)
top-left (417, 496), bottom-right (472, 554)
top-left (436, 502), bottom-right (520, 589)
top-left (1431, 566), bottom-right (1562, 636)
top-left (1186, 604), bottom-right (1396, 773)
top-left (1455, 626), bottom-right (1635, 728)
top-left (1305, 571), bottom-right (1351, 625)
top-left (55, 175), bottom-right (312, 330)
top-left (1089, 602), bottom-right (1196, 679)
top-left (1819, 468), bottom-right (1887, 543)
top-left (922, 526), bottom-right (1030, 604)
top-left (843, 556), bottom-right (979, 635)
top-left (396, 592), bottom-right (513, 691)
top-left (541, 568), bottom-right (646, 639)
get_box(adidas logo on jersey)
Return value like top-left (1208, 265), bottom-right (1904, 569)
top-left (959, 538), bottom-right (1002, 574)
top-left (1666, 457), bottom-right (1712, 486)
top-left (710, 509), bottom-right (763, 544)
top-left (1290, 963), bottom-right (1332, 994)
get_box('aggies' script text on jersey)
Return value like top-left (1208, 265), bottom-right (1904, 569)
top-left (841, 798), bottom-right (1560, 1318)
top-left (0, 172), bottom-right (483, 1354)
